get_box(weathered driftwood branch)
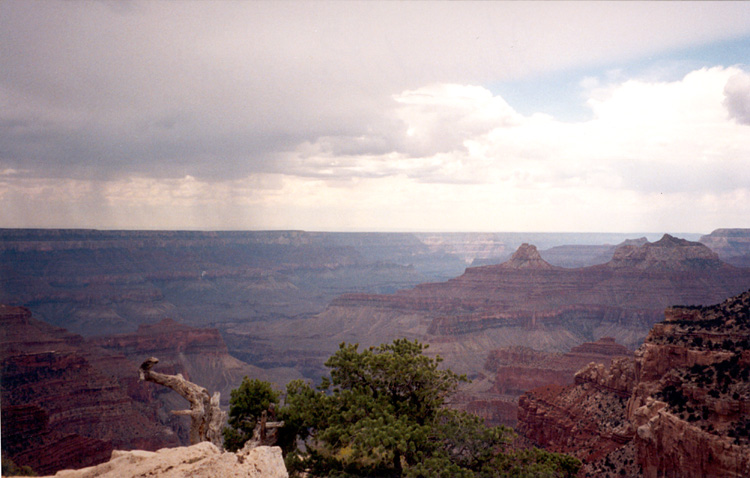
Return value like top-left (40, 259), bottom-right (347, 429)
top-left (139, 357), bottom-right (226, 448)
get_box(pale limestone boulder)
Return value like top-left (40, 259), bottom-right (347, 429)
top-left (45, 442), bottom-right (288, 478)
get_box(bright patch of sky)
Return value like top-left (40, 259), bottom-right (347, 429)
top-left (493, 35), bottom-right (750, 121)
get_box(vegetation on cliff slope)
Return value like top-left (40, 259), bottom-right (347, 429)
top-left (227, 338), bottom-right (580, 477)
top-left (652, 291), bottom-right (750, 443)
top-left (223, 377), bottom-right (281, 452)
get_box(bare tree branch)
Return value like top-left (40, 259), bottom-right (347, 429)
top-left (139, 357), bottom-right (226, 448)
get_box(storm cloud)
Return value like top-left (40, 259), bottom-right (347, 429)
top-left (1, 1), bottom-right (750, 231)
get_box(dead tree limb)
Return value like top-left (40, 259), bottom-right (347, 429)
top-left (244, 410), bottom-right (285, 449)
top-left (139, 357), bottom-right (226, 448)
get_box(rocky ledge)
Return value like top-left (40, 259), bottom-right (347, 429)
top-left (517, 289), bottom-right (750, 478)
top-left (39, 442), bottom-right (287, 478)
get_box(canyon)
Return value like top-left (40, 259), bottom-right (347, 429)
top-left (517, 289), bottom-right (750, 478)
top-left (0, 229), bottom-right (677, 336)
top-left (0, 304), bottom-right (295, 474)
top-left (3, 228), bottom-right (750, 474)
top-left (231, 234), bottom-right (750, 426)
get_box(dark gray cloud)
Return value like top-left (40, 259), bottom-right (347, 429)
top-left (2, 0), bottom-right (750, 185)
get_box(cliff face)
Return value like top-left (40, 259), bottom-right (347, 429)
top-left (517, 361), bottom-right (637, 477)
top-left (0, 305), bottom-right (178, 475)
top-left (517, 289), bottom-right (750, 478)
top-left (628, 290), bottom-right (750, 478)
top-left (487, 338), bottom-right (631, 396)
top-left (700, 228), bottom-right (750, 267)
top-left (90, 318), bottom-right (302, 414)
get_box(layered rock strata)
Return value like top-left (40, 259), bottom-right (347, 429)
top-left (628, 290), bottom-right (750, 478)
top-left (0, 305), bottom-right (178, 475)
top-left (517, 358), bottom-right (637, 476)
top-left (517, 289), bottom-right (750, 478)
top-left (313, 235), bottom-right (750, 356)
top-left (486, 337), bottom-right (631, 396)
top-left (469, 338), bottom-right (631, 425)
top-left (700, 228), bottom-right (750, 267)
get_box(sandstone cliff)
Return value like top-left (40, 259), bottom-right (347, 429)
top-left (38, 442), bottom-right (287, 478)
top-left (628, 290), bottom-right (750, 478)
top-left (517, 289), bottom-right (750, 478)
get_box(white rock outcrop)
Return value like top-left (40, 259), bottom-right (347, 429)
top-left (44, 442), bottom-right (288, 478)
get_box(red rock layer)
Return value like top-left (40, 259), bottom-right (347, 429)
top-left (0, 305), bottom-right (178, 475)
top-left (89, 318), bottom-right (297, 414)
top-left (486, 338), bottom-right (631, 398)
top-left (326, 236), bottom-right (750, 352)
top-left (627, 291), bottom-right (750, 478)
top-left (517, 357), bottom-right (635, 459)
top-left (517, 289), bottom-right (750, 478)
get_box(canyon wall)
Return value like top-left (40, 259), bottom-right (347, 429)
top-left (240, 236), bottom-right (750, 410)
top-left (700, 228), bottom-right (750, 267)
top-left (0, 305), bottom-right (179, 475)
top-left (0, 304), bottom-right (287, 475)
top-left (517, 289), bottom-right (750, 478)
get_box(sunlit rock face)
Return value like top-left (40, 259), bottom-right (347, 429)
top-left (0, 305), bottom-right (179, 475)
top-left (517, 289), bottom-right (750, 478)
top-left (628, 291), bottom-right (750, 478)
top-left (36, 442), bottom-right (288, 478)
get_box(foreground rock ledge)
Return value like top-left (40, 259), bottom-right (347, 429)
top-left (41, 442), bottom-right (288, 478)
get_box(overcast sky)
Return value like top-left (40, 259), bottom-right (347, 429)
top-left (2, 1), bottom-right (750, 233)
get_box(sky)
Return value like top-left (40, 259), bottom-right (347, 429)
top-left (2, 1), bottom-right (750, 233)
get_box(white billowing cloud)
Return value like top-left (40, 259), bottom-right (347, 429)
top-left (724, 71), bottom-right (750, 125)
top-left (264, 67), bottom-right (750, 231)
top-left (393, 84), bottom-right (522, 157)
top-left (283, 67), bottom-right (749, 192)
